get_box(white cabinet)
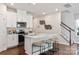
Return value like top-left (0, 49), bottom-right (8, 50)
top-left (7, 34), bottom-right (18, 48)
top-left (17, 10), bottom-right (33, 28)
top-left (0, 13), bottom-right (7, 52)
top-left (7, 11), bottom-right (17, 27)
top-left (17, 10), bottom-right (27, 22)
top-left (27, 13), bottom-right (33, 28)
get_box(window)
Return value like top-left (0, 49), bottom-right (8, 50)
top-left (76, 20), bottom-right (79, 36)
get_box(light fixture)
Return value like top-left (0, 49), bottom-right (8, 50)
top-left (55, 8), bottom-right (59, 11)
top-left (32, 3), bottom-right (36, 5)
top-left (64, 3), bottom-right (72, 8)
top-left (42, 12), bottom-right (46, 15)
top-left (10, 3), bottom-right (14, 5)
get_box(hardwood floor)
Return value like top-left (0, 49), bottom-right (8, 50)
top-left (0, 43), bottom-right (77, 55)
top-left (0, 45), bottom-right (27, 55)
top-left (55, 43), bottom-right (77, 55)
top-left (40, 43), bottom-right (77, 55)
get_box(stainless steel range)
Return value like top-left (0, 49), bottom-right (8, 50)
top-left (16, 22), bottom-right (27, 46)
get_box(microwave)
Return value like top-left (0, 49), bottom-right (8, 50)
top-left (17, 22), bottom-right (26, 28)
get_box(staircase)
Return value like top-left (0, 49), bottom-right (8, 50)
top-left (56, 34), bottom-right (69, 45)
top-left (59, 22), bottom-right (75, 46)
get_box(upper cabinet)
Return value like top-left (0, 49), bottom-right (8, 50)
top-left (17, 10), bottom-right (27, 22)
top-left (7, 11), bottom-right (17, 27)
top-left (6, 9), bottom-right (33, 28)
top-left (27, 13), bottom-right (33, 28)
top-left (17, 10), bottom-right (23, 22)
top-left (17, 10), bottom-right (33, 28)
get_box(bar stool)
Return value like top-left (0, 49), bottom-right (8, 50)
top-left (44, 39), bottom-right (53, 54)
top-left (45, 39), bottom-right (53, 49)
top-left (47, 37), bottom-right (59, 55)
top-left (32, 40), bottom-right (46, 55)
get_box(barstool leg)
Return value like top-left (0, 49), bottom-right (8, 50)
top-left (44, 46), bottom-right (46, 54)
top-left (32, 45), bottom-right (33, 54)
top-left (42, 46), bottom-right (44, 53)
top-left (47, 43), bottom-right (50, 55)
top-left (40, 46), bottom-right (41, 54)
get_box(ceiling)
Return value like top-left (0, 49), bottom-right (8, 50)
top-left (4, 3), bottom-right (79, 17)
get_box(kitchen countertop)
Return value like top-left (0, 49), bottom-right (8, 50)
top-left (25, 33), bottom-right (57, 39)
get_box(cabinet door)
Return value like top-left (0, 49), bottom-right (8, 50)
top-left (29, 16), bottom-right (33, 28)
top-left (8, 35), bottom-right (18, 48)
top-left (17, 10), bottom-right (24, 22)
top-left (17, 13), bottom-right (23, 22)
top-left (27, 14), bottom-right (33, 28)
top-left (7, 35), bottom-right (13, 48)
top-left (12, 35), bottom-right (18, 46)
top-left (7, 12), bottom-right (17, 27)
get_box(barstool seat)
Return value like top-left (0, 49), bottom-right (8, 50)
top-left (46, 39), bottom-right (54, 43)
top-left (32, 40), bottom-right (47, 54)
top-left (33, 40), bottom-right (46, 47)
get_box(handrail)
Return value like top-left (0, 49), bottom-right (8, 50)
top-left (61, 22), bottom-right (75, 32)
top-left (60, 24), bottom-right (70, 32)
top-left (60, 24), bottom-right (70, 43)
top-left (60, 22), bottom-right (75, 46)
top-left (60, 34), bottom-right (69, 43)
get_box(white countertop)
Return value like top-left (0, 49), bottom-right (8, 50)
top-left (25, 33), bottom-right (57, 39)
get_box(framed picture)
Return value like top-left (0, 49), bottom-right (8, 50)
top-left (39, 20), bottom-right (45, 25)
top-left (45, 25), bottom-right (52, 30)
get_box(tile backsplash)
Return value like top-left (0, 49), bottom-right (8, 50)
top-left (7, 27), bottom-right (16, 34)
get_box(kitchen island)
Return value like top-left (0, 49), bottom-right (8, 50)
top-left (24, 33), bottom-right (58, 55)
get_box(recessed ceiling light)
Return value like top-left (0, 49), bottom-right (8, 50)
top-left (32, 3), bottom-right (36, 5)
top-left (42, 12), bottom-right (46, 15)
top-left (55, 8), bottom-right (59, 11)
top-left (10, 3), bottom-right (14, 5)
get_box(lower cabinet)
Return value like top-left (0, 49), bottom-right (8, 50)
top-left (7, 34), bottom-right (18, 48)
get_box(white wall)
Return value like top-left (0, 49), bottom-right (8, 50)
top-left (33, 12), bottom-right (71, 45)
top-left (61, 11), bottom-right (76, 43)
top-left (33, 12), bottom-right (61, 34)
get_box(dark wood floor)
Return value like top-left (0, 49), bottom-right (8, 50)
top-left (56, 43), bottom-right (77, 55)
top-left (0, 45), bottom-right (27, 55)
top-left (40, 43), bottom-right (77, 55)
top-left (0, 43), bottom-right (77, 55)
